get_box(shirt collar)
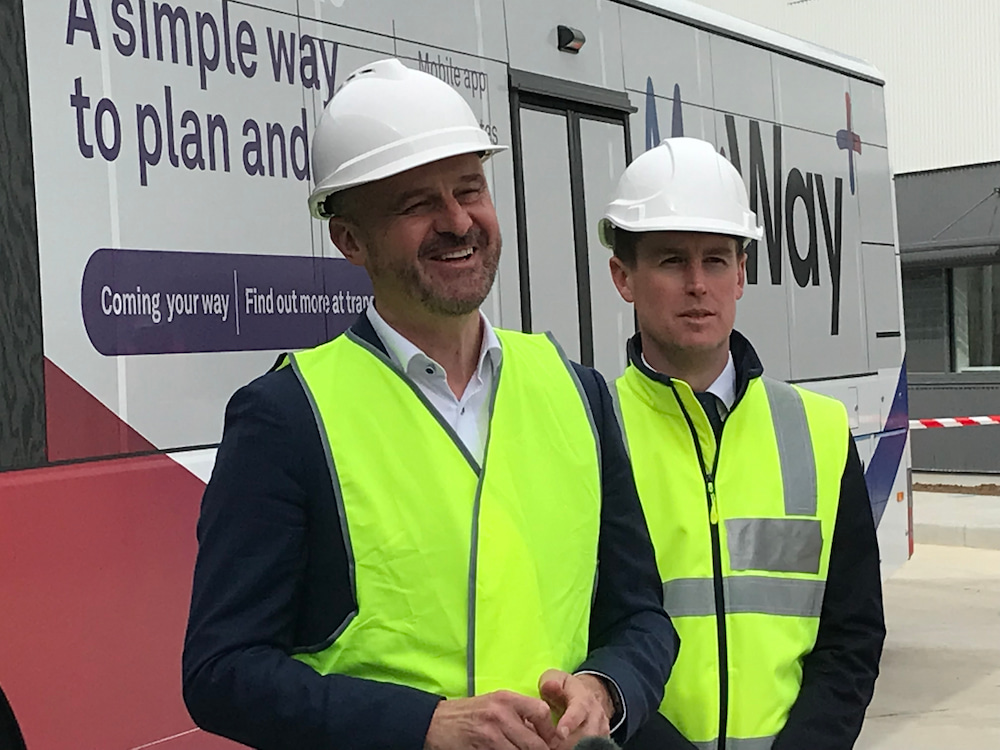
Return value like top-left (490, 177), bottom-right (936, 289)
top-left (705, 350), bottom-right (736, 412)
top-left (640, 348), bottom-right (736, 412)
top-left (365, 304), bottom-right (502, 379)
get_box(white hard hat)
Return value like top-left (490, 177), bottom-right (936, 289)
top-left (598, 137), bottom-right (763, 250)
top-left (308, 58), bottom-right (507, 219)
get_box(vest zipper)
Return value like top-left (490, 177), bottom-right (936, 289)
top-left (706, 449), bottom-right (728, 750)
top-left (669, 385), bottom-right (729, 750)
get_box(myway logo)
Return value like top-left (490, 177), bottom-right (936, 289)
top-left (723, 116), bottom-right (844, 336)
top-left (644, 78), bottom-right (848, 336)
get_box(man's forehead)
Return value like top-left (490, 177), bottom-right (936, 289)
top-left (639, 231), bottom-right (739, 254)
top-left (383, 154), bottom-right (485, 195)
top-left (345, 155), bottom-right (486, 221)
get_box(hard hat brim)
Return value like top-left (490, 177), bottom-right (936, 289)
top-left (309, 140), bottom-right (508, 220)
top-left (599, 216), bottom-right (765, 251)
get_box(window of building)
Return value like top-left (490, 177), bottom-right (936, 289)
top-left (901, 267), bottom-right (950, 372)
top-left (952, 264), bottom-right (1000, 369)
top-left (901, 262), bottom-right (1000, 372)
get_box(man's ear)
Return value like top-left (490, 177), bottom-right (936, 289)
top-left (329, 218), bottom-right (366, 267)
top-left (609, 255), bottom-right (635, 304)
top-left (736, 246), bottom-right (747, 301)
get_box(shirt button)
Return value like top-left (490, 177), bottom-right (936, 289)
top-left (425, 367), bottom-right (434, 375)
top-left (460, 407), bottom-right (466, 415)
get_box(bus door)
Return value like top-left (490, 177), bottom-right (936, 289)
top-left (510, 71), bottom-right (636, 379)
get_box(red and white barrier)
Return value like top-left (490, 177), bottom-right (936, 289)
top-left (909, 415), bottom-right (1000, 430)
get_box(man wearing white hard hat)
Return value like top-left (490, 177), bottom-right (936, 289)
top-left (600, 138), bottom-right (885, 750)
top-left (183, 59), bottom-right (676, 750)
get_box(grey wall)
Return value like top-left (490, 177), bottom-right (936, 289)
top-left (896, 164), bottom-right (1000, 472)
top-left (896, 162), bottom-right (1000, 249)
top-left (909, 372), bottom-right (1000, 473)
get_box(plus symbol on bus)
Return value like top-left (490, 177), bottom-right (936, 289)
top-left (836, 92), bottom-right (862, 195)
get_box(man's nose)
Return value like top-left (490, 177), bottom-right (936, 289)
top-left (685, 262), bottom-right (708, 294)
top-left (434, 194), bottom-right (474, 238)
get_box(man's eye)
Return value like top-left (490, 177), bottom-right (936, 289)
top-left (457, 188), bottom-right (482, 203)
top-left (403, 201), bottom-right (430, 214)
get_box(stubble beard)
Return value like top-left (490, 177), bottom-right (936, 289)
top-left (371, 229), bottom-right (501, 317)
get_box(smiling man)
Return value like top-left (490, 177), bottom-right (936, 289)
top-left (601, 138), bottom-right (885, 750)
top-left (182, 59), bottom-right (676, 750)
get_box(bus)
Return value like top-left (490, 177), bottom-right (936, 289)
top-left (0, 0), bottom-right (910, 746)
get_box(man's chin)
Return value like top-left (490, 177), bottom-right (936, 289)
top-left (423, 292), bottom-right (491, 317)
top-left (420, 276), bottom-right (496, 317)
top-left (675, 335), bottom-right (728, 354)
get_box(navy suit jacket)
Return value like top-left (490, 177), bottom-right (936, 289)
top-left (182, 315), bottom-right (677, 750)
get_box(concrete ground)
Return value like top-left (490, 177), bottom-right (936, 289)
top-left (912, 473), bottom-right (1000, 550)
top-left (856, 544), bottom-right (1000, 749)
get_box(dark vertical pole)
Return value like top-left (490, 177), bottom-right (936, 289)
top-left (567, 112), bottom-right (594, 367)
top-left (946, 267), bottom-right (956, 372)
top-left (623, 110), bottom-right (635, 165)
top-left (0, 0), bottom-right (46, 472)
top-left (621, 115), bottom-right (639, 347)
top-left (508, 85), bottom-right (533, 332)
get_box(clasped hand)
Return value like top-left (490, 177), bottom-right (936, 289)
top-left (424, 669), bottom-right (613, 750)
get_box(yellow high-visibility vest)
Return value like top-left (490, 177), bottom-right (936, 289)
top-left (615, 365), bottom-right (847, 750)
top-left (289, 328), bottom-right (602, 698)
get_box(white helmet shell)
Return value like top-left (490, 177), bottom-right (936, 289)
top-left (598, 137), bottom-right (764, 249)
top-left (308, 58), bottom-right (507, 219)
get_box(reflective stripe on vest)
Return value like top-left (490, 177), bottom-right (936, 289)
top-left (692, 737), bottom-right (778, 750)
top-left (289, 329), bottom-right (602, 699)
top-left (616, 367), bottom-right (847, 748)
top-left (663, 576), bottom-right (826, 618)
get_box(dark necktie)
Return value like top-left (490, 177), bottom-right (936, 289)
top-left (695, 392), bottom-right (724, 441)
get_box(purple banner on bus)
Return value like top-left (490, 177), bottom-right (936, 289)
top-left (82, 248), bottom-right (373, 355)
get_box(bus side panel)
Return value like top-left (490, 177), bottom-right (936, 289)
top-left (0, 456), bottom-right (241, 749)
top-left (619, 5), bottom-right (716, 114)
top-left (807, 367), bottom-right (913, 576)
top-left (504, 0), bottom-right (625, 91)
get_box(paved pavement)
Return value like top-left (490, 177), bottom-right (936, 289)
top-left (911, 473), bottom-right (1000, 550)
top-left (856, 544), bottom-right (1000, 749)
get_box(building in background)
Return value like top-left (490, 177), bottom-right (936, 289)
top-left (690, 0), bottom-right (1000, 472)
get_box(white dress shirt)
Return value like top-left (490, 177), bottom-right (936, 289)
top-left (705, 350), bottom-right (736, 420)
top-left (366, 305), bottom-right (502, 464)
